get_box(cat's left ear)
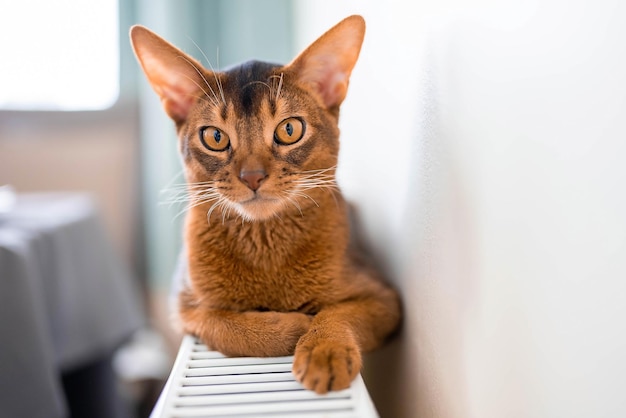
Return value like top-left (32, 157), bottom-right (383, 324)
top-left (287, 15), bottom-right (365, 110)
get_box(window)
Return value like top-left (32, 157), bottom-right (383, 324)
top-left (0, 0), bottom-right (119, 111)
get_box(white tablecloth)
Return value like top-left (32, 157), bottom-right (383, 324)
top-left (0, 193), bottom-right (144, 418)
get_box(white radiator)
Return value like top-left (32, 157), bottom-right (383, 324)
top-left (151, 335), bottom-right (379, 418)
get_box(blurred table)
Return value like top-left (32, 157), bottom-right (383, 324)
top-left (0, 192), bottom-right (144, 418)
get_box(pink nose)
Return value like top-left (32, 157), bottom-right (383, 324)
top-left (239, 169), bottom-right (267, 191)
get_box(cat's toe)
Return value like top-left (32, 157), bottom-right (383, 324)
top-left (293, 338), bottom-right (362, 394)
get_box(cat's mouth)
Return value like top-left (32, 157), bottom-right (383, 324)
top-left (234, 194), bottom-right (284, 221)
top-left (240, 195), bottom-right (279, 206)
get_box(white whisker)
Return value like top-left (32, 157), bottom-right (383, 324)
top-left (243, 80), bottom-right (273, 92)
top-left (274, 72), bottom-right (284, 103)
top-left (281, 193), bottom-right (304, 217)
top-left (214, 47), bottom-right (226, 106)
top-left (288, 190), bottom-right (320, 207)
top-left (184, 37), bottom-right (226, 106)
top-left (277, 165), bottom-right (340, 214)
top-left (177, 55), bottom-right (221, 107)
top-left (161, 178), bottom-right (236, 225)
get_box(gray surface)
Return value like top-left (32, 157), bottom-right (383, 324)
top-left (0, 193), bottom-right (143, 418)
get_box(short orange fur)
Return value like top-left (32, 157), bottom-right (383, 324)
top-left (130, 15), bottom-right (401, 394)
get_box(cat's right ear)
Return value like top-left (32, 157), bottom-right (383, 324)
top-left (130, 25), bottom-right (205, 123)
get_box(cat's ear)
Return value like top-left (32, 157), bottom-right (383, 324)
top-left (287, 15), bottom-right (365, 110)
top-left (130, 25), bottom-right (205, 122)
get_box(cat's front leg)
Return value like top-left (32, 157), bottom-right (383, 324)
top-left (292, 284), bottom-right (400, 394)
top-left (179, 290), bottom-right (311, 357)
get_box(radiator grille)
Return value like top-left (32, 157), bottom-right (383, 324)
top-left (151, 335), bottom-right (379, 418)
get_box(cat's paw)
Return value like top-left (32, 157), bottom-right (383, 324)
top-left (292, 332), bottom-right (362, 394)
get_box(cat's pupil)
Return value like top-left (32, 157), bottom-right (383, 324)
top-left (285, 123), bottom-right (293, 136)
top-left (214, 130), bottom-right (221, 143)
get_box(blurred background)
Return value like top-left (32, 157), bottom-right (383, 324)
top-left (1, 0), bottom-right (625, 417)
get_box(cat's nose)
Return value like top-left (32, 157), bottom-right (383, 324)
top-left (239, 169), bottom-right (268, 191)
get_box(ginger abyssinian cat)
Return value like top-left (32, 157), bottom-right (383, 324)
top-left (130, 15), bottom-right (400, 394)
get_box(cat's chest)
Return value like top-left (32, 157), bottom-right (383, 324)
top-left (189, 220), bottom-right (339, 312)
top-left (212, 273), bottom-right (321, 312)
top-left (199, 257), bottom-right (331, 313)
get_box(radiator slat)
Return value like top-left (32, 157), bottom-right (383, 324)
top-left (178, 380), bottom-right (308, 395)
top-left (181, 372), bottom-right (294, 386)
top-left (175, 388), bottom-right (350, 405)
top-left (189, 352), bottom-right (293, 363)
top-left (185, 362), bottom-right (293, 376)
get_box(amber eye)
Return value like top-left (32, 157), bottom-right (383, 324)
top-left (199, 126), bottom-right (230, 151)
top-left (274, 117), bottom-right (305, 145)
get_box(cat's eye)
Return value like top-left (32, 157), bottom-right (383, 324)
top-left (199, 126), bottom-right (230, 151)
top-left (274, 117), bottom-right (305, 145)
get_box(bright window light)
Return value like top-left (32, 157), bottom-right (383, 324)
top-left (0, 0), bottom-right (119, 111)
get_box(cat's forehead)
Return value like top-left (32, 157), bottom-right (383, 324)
top-left (221, 60), bottom-right (282, 116)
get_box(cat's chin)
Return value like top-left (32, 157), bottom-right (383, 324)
top-left (233, 197), bottom-right (285, 222)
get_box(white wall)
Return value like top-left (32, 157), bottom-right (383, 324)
top-left (296, 1), bottom-right (626, 417)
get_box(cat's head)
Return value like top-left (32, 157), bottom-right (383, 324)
top-left (130, 16), bottom-right (365, 221)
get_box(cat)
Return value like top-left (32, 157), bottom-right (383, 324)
top-left (130, 15), bottom-right (401, 394)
